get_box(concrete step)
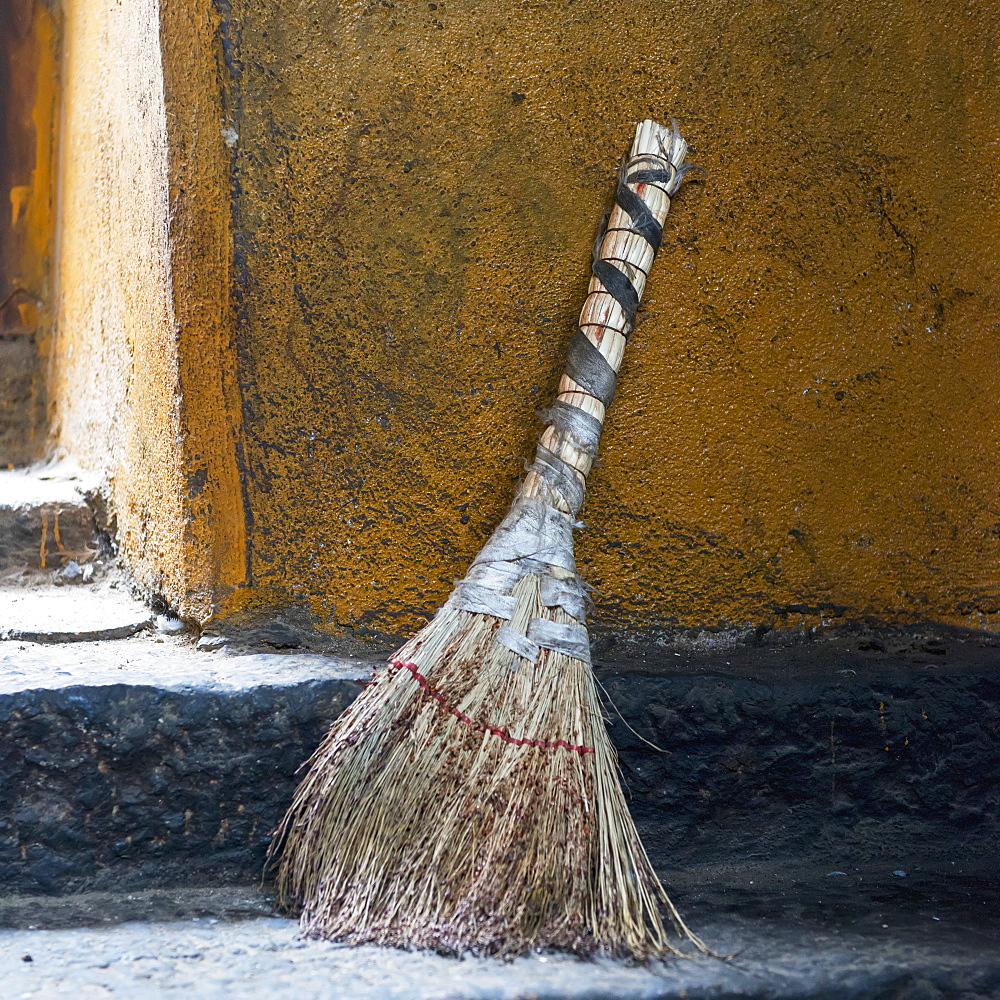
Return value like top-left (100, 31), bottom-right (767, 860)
top-left (0, 463), bottom-right (105, 577)
top-left (1, 892), bottom-right (998, 999)
top-left (0, 623), bottom-right (997, 901)
top-left (0, 884), bottom-right (276, 930)
top-left (1, 621), bottom-right (998, 996)
top-left (1, 586), bottom-right (154, 642)
top-left (0, 634), bottom-right (372, 894)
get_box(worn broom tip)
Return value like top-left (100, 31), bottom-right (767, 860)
top-left (273, 578), bottom-right (708, 960)
top-left (273, 119), bottom-right (706, 960)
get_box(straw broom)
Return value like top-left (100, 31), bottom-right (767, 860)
top-left (274, 119), bottom-right (706, 961)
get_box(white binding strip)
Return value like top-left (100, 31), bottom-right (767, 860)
top-left (462, 561), bottom-right (523, 593)
top-left (527, 618), bottom-right (592, 663)
top-left (450, 583), bottom-right (517, 620)
top-left (539, 575), bottom-right (586, 622)
top-left (495, 625), bottom-right (541, 663)
top-left (468, 498), bottom-right (579, 574)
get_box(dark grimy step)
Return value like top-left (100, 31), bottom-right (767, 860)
top-left (0, 624), bottom-right (996, 903)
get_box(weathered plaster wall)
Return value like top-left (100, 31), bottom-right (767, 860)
top-left (220, 0), bottom-right (1000, 637)
top-left (48, 0), bottom-right (245, 620)
top-left (0, 0), bottom-right (58, 466)
top-left (37, 0), bottom-right (1000, 636)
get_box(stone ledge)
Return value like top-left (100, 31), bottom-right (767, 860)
top-left (0, 636), bottom-right (373, 893)
top-left (1, 588), bottom-right (154, 643)
top-left (0, 884), bottom-right (276, 930)
top-left (0, 462), bottom-right (102, 574)
top-left (1, 908), bottom-right (999, 1000)
top-left (0, 626), bottom-right (997, 899)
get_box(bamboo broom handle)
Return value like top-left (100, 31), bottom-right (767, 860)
top-left (522, 119), bottom-right (691, 510)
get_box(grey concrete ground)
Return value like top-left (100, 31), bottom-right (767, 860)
top-left (3, 908), bottom-right (1000, 1000)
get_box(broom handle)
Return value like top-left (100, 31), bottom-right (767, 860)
top-left (522, 119), bottom-right (688, 510)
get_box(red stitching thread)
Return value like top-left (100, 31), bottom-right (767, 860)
top-left (389, 658), bottom-right (595, 755)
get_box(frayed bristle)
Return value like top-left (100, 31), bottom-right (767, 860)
top-left (272, 575), bottom-right (708, 960)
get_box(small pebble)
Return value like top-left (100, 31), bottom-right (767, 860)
top-left (54, 561), bottom-right (85, 586)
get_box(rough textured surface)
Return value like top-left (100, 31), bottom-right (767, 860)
top-left (1, 909), bottom-right (998, 999)
top-left (0, 678), bottom-right (363, 893)
top-left (0, 0), bottom-right (57, 468)
top-left (0, 464), bottom-right (101, 573)
top-left (0, 625), bottom-right (995, 897)
top-left (0, 633), bottom-right (376, 695)
top-left (33, 0), bottom-right (1000, 637)
top-left (0, 885), bottom-right (277, 930)
top-left (47, 0), bottom-right (245, 622)
top-left (218, 0), bottom-right (1000, 636)
top-left (0, 636), bottom-right (370, 893)
top-left (598, 624), bottom-right (1000, 868)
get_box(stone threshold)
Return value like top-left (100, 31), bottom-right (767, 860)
top-left (1, 893), bottom-right (998, 999)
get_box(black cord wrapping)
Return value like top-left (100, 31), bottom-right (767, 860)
top-left (565, 327), bottom-right (617, 406)
top-left (613, 176), bottom-right (664, 252)
top-left (590, 259), bottom-right (640, 336)
top-left (529, 133), bottom-right (695, 515)
top-left (564, 152), bottom-right (683, 412)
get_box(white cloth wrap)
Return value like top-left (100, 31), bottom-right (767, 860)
top-left (443, 494), bottom-right (592, 665)
top-left (495, 626), bottom-right (541, 662)
top-left (539, 575), bottom-right (587, 621)
top-left (527, 618), bottom-right (591, 663)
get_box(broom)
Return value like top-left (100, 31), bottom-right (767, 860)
top-left (274, 118), bottom-right (706, 961)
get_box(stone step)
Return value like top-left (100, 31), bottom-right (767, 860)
top-left (0, 884), bottom-right (275, 930)
top-left (1, 890), bottom-right (998, 999)
top-left (0, 463), bottom-right (105, 577)
top-left (0, 623), bottom-right (997, 901)
top-left (1, 587), bottom-right (154, 642)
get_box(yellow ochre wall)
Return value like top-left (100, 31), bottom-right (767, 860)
top-left (223, 0), bottom-right (1000, 637)
top-left (48, 0), bottom-right (1000, 637)
top-left (48, 0), bottom-right (245, 620)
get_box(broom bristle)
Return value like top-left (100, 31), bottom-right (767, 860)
top-left (274, 574), bottom-right (709, 959)
top-left (275, 118), bottom-right (706, 960)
